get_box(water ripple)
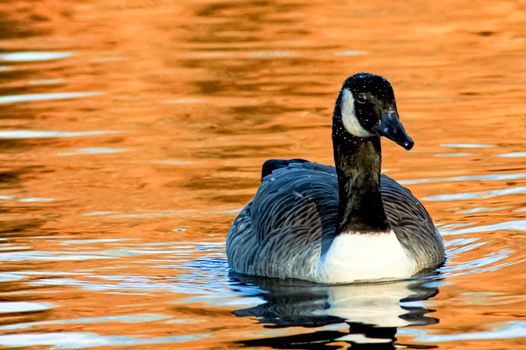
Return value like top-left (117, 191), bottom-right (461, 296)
top-left (0, 252), bottom-right (111, 262)
top-left (0, 92), bottom-right (102, 104)
top-left (28, 79), bottom-right (65, 86)
top-left (58, 148), bottom-right (128, 156)
top-left (0, 332), bottom-right (209, 349)
top-left (399, 172), bottom-right (526, 185)
top-left (440, 249), bottom-right (525, 279)
top-left (0, 302), bottom-right (54, 313)
top-left (446, 237), bottom-right (486, 256)
top-left (0, 51), bottom-right (73, 62)
top-left (424, 185), bottom-right (526, 201)
top-left (0, 130), bottom-right (121, 139)
top-left (335, 50), bottom-right (366, 56)
top-left (18, 197), bottom-right (55, 203)
top-left (498, 152), bottom-right (526, 158)
top-left (248, 51), bottom-right (297, 58)
top-left (435, 153), bottom-right (471, 157)
top-left (0, 274), bottom-right (25, 282)
top-left (449, 220), bottom-right (526, 235)
top-left (417, 321), bottom-right (526, 342)
top-left (0, 313), bottom-right (169, 331)
top-left (441, 143), bottom-right (494, 148)
top-left (459, 206), bottom-right (510, 214)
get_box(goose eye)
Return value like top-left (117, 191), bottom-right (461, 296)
top-left (356, 93), bottom-right (367, 104)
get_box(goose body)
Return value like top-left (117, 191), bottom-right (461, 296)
top-left (226, 73), bottom-right (445, 284)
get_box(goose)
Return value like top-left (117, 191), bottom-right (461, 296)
top-left (226, 73), bottom-right (445, 284)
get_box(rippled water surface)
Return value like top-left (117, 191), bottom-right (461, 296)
top-left (0, 1), bottom-right (525, 349)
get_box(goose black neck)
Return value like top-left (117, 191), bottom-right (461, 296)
top-left (332, 122), bottom-right (390, 234)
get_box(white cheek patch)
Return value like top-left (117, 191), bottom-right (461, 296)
top-left (341, 88), bottom-right (373, 137)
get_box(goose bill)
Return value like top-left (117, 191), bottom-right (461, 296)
top-left (378, 110), bottom-right (414, 150)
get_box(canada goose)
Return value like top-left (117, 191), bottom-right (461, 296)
top-left (226, 73), bottom-right (445, 284)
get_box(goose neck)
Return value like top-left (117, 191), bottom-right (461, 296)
top-left (332, 134), bottom-right (390, 234)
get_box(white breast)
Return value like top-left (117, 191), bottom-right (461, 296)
top-left (314, 231), bottom-right (417, 284)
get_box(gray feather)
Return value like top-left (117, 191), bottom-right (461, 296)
top-left (226, 160), bottom-right (445, 279)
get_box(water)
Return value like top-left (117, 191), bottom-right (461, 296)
top-left (0, 0), bottom-right (524, 349)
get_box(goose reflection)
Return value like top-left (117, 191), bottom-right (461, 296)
top-left (231, 274), bottom-right (440, 349)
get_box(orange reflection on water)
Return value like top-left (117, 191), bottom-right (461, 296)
top-left (0, 0), bottom-right (524, 349)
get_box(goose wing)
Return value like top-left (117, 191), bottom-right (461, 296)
top-left (252, 161), bottom-right (339, 243)
top-left (227, 160), bottom-right (339, 278)
top-left (380, 175), bottom-right (445, 266)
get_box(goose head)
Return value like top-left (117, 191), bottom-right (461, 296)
top-left (335, 72), bottom-right (414, 150)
